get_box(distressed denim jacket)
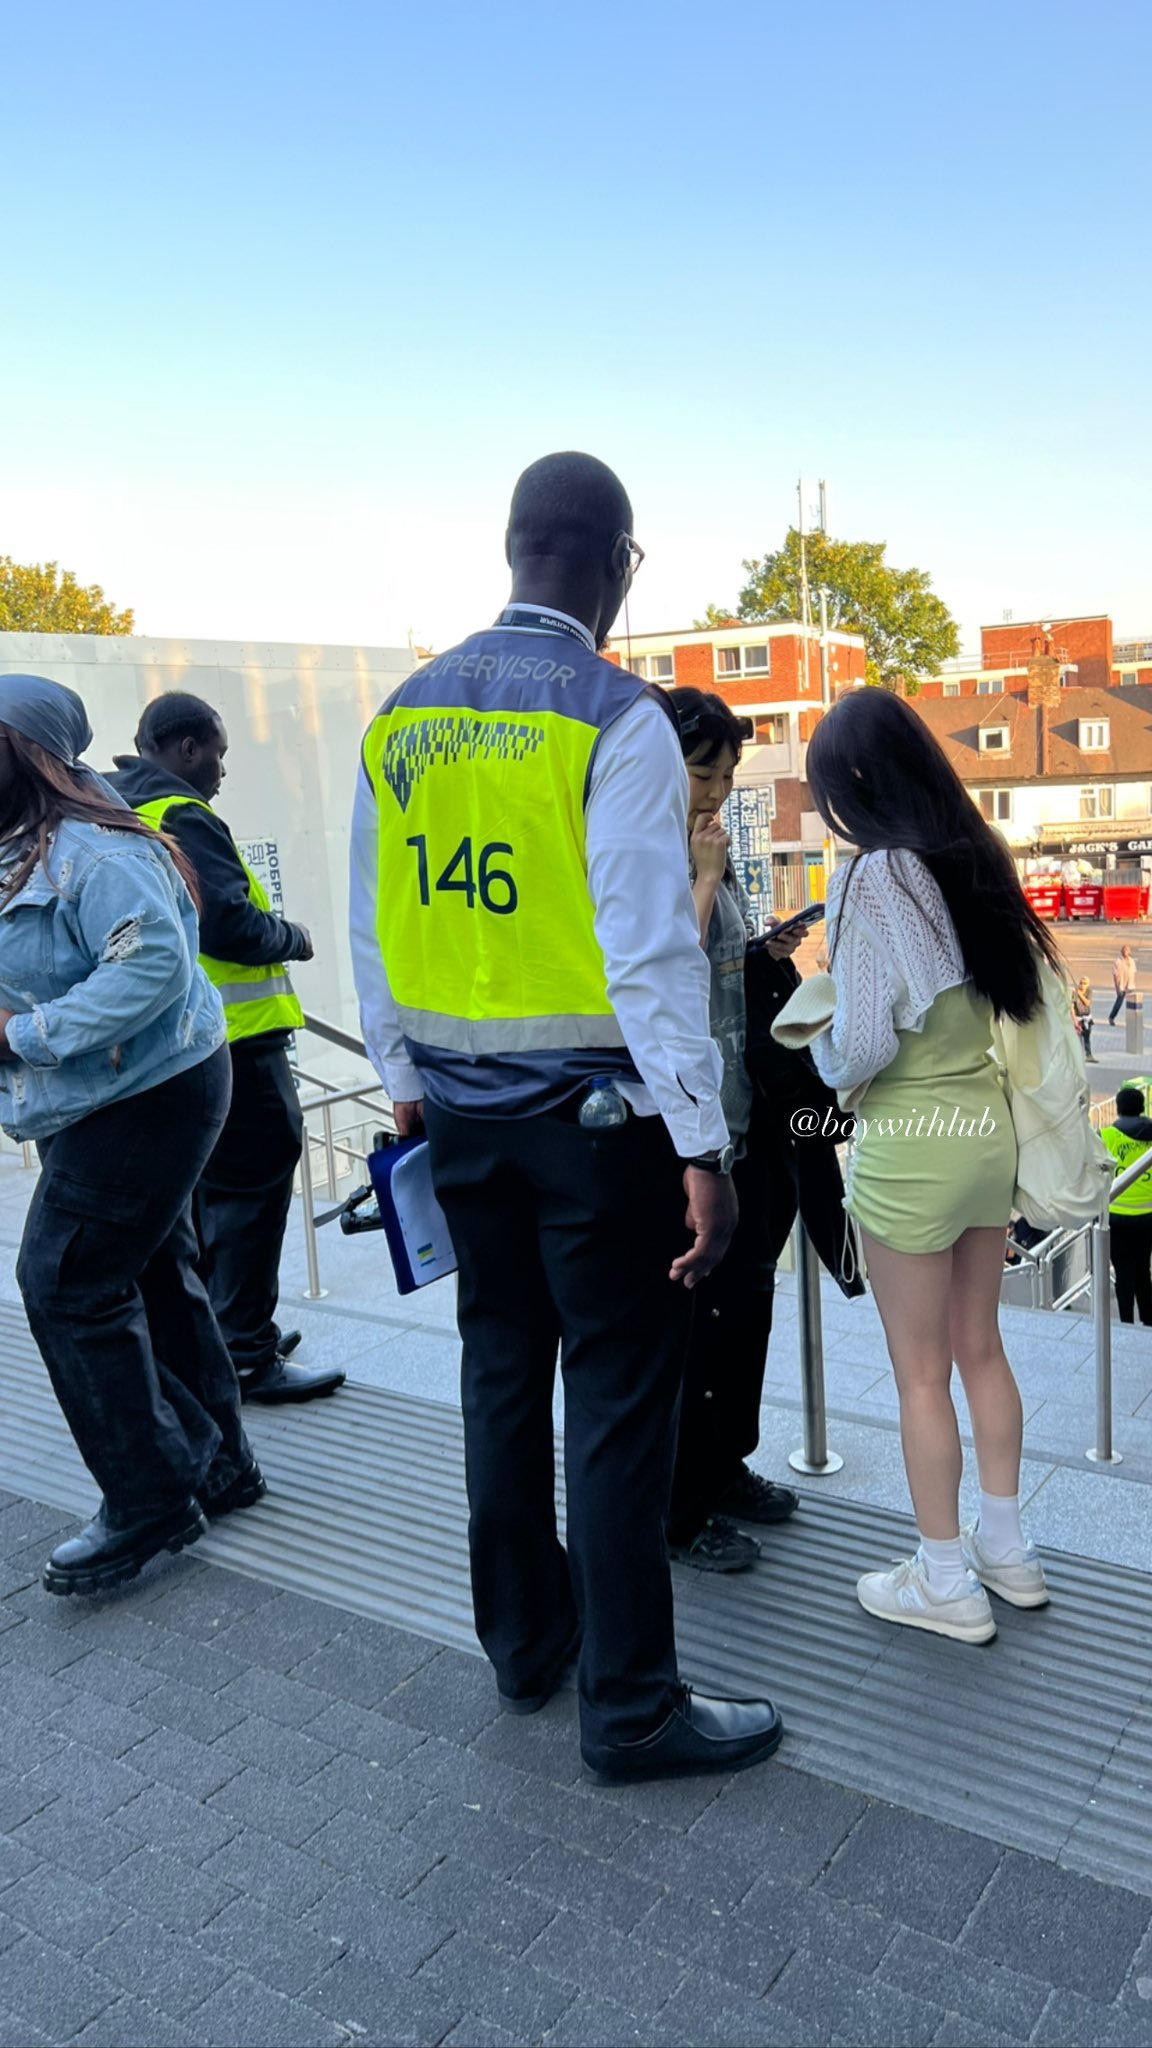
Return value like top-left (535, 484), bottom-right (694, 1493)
top-left (0, 818), bottom-right (226, 1140)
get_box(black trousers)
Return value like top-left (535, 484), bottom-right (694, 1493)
top-left (423, 1099), bottom-right (691, 1750)
top-left (17, 1047), bottom-right (250, 1522)
top-left (194, 1038), bottom-right (304, 1374)
top-left (668, 1095), bottom-right (859, 1539)
top-left (1110, 1212), bottom-right (1152, 1325)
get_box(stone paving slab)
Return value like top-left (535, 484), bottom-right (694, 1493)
top-left (1, 1494), bottom-right (1151, 2048)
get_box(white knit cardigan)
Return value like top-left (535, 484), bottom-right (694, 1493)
top-left (804, 849), bottom-right (967, 1095)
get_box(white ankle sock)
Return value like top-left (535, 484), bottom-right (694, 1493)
top-left (918, 1534), bottom-right (970, 1598)
top-left (977, 1491), bottom-right (1024, 1560)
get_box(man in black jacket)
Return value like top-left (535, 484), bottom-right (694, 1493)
top-left (109, 695), bottom-right (345, 1403)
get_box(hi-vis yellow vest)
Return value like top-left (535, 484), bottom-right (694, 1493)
top-left (134, 795), bottom-right (305, 1045)
top-left (361, 628), bottom-right (650, 1060)
top-left (1101, 1124), bottom-right (1152, 1215)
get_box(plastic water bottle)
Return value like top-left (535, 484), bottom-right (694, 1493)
top-left (578, 1076), bottom-right (628, 1129)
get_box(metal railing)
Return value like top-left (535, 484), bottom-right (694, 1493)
top-left (291, 1012), bottom-right (395, 1300)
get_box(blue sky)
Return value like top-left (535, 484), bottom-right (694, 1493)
top-left (3, 0), bottom-right (1149, 656)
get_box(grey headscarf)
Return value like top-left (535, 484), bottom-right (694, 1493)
top-left (0, 674), bottom-right (94, 764)
top-left (0, 673), bottom-right (128, 808)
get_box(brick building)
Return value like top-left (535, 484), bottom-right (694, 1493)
top-left (917, 614), bottom-right (1152, 702)
top-left (606, 621), bottom-right (866, 908)
top-left (911, 656), bottom-right (1152, 863)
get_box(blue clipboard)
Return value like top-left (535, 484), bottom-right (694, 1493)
top-left (366, 1137), bottom-right (458, 1296)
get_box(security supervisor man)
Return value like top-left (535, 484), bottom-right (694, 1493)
top-left (110, 695), bottom-right (345, 1403)
top-left (350, 452), bottom-right (783, 1780)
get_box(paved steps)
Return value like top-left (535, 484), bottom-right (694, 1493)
top-left (1, 1301), bottom-right (1149, 1895)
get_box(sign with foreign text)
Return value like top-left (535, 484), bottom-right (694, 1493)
top-left (237, 838), bottom-right (286, 912)
top-left (725, 787), bottom-right (775, 932)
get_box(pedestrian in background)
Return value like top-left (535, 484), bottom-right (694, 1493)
top-left (1073, 976), bottom-right (1097, 1061)
top-left (0, 675), bottom-right (261, 1597)
top-left (795, 689), bottom-right (1057, 1644)
top-left (351, 453), bottom-right (782, 1783)
top-left (110, 697), bottom-right (345, 1405)
top-left (1110, 944), bottom-right (1136, 1026)
top-left (1100, 1085), bottom-right (1152, 1325)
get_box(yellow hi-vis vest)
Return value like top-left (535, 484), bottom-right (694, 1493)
top-left (1101, 1124), bottom-right (1152, 1216)
top-left (361, 629), bottom-right (651, 1061)
top-left (133, 795), bottom-right (305, 1044)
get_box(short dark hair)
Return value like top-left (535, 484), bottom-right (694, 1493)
top-left (507, 452), bottom-right (631, 566)
top-left (666, 687), bottom-right (746, 766)
top-left (136, 692), bottom-right (222, 752)
top-left (1116, 1085), bottom-right (1145, 1116)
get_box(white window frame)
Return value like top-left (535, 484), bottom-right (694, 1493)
top-left (979, 725), bottom-right (1010, 754)
top-left (1120, 670), bottom-right (1138, 688)
top-left (943, 680), bottom-right (961, 697)
top-left (975, 787), bottom-right (1012, 822)
top-left (715, 643), bottom-right (772, 680)
top-left (1079, 785), bottom-right (1115, 821)
top-left (977, 678), bottom-right (999, 695)
top-left (1079, 719), bottom-right (1110, 752)
top-left (648, 652), bottom-right (674, 682)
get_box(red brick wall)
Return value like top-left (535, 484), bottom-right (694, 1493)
top-left (981, 617), bottom-right (1113, 691)
top-left (671, 643), bottom-right (714, 691)
top-left (771, 778), bottom-right (807, 840)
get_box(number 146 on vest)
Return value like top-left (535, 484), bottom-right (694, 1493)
top-left (405, 835), bottom-right (518, 915)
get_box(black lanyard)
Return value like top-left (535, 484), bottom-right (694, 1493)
top-left (495, 607), bottom-right (592, 651)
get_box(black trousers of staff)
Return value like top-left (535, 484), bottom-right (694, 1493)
top-left (193, 1038), bottom-right (304, 1375)
top-left (424, 1097), bottom-right (691, 1752)
top-left (1110, 1211), bottom-right (1152, 1325)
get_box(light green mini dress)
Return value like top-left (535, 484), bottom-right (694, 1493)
top-left (845, 981), bottom-right (1016, 1255)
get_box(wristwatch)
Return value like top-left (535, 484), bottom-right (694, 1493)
top-left (686, 1144), bottom-right (736, 1176)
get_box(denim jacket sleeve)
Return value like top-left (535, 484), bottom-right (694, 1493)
top-left (5, 848), bottom-right (194, 1069)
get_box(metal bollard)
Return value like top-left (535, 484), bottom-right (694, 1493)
top-left (1126, 992), bottom-right (1144, 1055)
top-left (1086, 1209), bottom-right (1121, 1464)
top-left (788, 1220), bottom-right (844, 1475)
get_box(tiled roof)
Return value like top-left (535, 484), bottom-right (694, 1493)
top-left (909, 687), bottom-right (1152, 784)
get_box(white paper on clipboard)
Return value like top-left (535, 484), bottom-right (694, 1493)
top-left (390, 1144), bottom-right (457, 1287)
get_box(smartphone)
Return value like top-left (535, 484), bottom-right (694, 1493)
top-left (748, 902), bottom-right (826, 947)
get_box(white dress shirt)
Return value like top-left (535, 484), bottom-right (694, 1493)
top-left (349, 608), bottom-right (728, 1158)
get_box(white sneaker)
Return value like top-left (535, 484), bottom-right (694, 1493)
top-left (961, 1524), bottom-right (1049, 1609)
top-left (856, 1552), bottom-right (997, 1643)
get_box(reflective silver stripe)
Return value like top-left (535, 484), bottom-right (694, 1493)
top-left (395, 1007), bottom-right (626, 1055)
top-left (216, 977), bottom-right (294, 1006)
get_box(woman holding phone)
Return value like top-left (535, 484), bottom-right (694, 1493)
top-left (663, 689), bottom-right (858, 1570)
top-left (802, 690), bottom-right (1056, 1640)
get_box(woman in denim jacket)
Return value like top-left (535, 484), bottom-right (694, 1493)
top-left (0, 676), bottom-right (263, 1596)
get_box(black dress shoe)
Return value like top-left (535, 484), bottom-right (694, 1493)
top-left (582, 1685), bottom-right (784, 1783)
top-left (43, 1499), bottom-right (208, 1597)
top-left (497, 1627), bottom-right (582, 1716)
top-left (198, 1459), bottom-right (268, 1520)
top-left (716, 1466), bottom-right (801, 1525)
top-left (278, 1330), bottom-right (303, 1358)
top-left (239, 1356), bottom-right (346, 1404)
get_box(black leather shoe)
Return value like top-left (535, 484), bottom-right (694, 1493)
top-left (43, 1499), bottom-right (208, 1597)
top-left (278, 1330), bottom-right (303, 1358)
top-left (583, 1686), bottom-right (784, 1782)
top-left (497, 1628), bottom-right (582, 1716)
top-left (239, 1356), bottom-right (346, 1404)
top-left (717, 1466), bottom-right (800, 1525)
top-left (198, 1459), bottom-right (268, 1520)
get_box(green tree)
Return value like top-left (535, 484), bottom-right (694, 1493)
top-left (703, 529), bottom-right (958, 692)
top-left (0, 557), bottom-right (134, 635)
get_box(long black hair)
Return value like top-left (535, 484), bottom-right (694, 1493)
top-left (0, 728), bottom-right (201, 910)
top-left (806, 690), bottom-right (1060, 1022)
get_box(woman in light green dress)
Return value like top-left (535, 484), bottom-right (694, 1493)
top-left (806, 692), bottom-right (1064, 1644)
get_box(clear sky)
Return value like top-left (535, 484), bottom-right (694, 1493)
top-left (3, 0), bottom-right (1149, 659)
